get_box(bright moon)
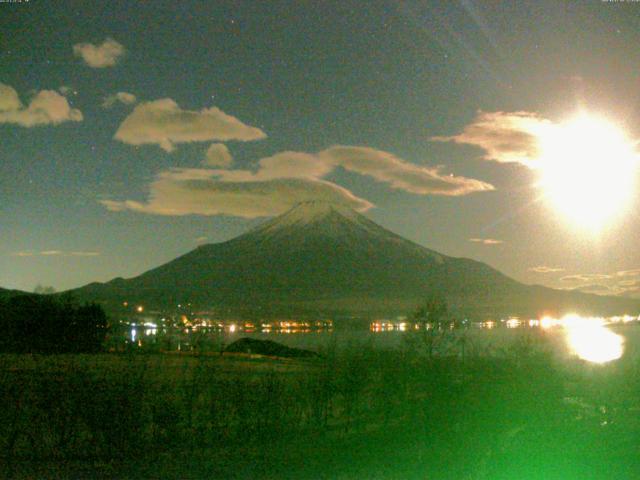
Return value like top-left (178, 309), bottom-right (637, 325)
top-left (536, 115), bottom-right (639, 231)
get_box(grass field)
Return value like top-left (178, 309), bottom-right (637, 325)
top-left (2, 331), bottom-right (640, 479)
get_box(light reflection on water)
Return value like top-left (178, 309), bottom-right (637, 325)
top-left (369, 314), bottom-right (633, 363)
top-left (560, 314), bottom-right (624, 364)
top-left (121, 314), bottom-right (636, 363)
top-left (566, 321), bottom-right (623, 363)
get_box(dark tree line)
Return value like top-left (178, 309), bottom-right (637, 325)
top-left (411, 294), bottom-right (450, 326)
top-left (0, 294), bottom-right (107, 353)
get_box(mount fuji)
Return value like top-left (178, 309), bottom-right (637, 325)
top-left (71, 202), bottom-right (639, 319)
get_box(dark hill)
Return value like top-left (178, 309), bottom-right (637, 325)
top-left (0, 287), bottom-right (28, 299)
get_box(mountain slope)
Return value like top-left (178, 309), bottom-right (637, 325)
top-left (0, 287), bottom-right (28, 299)
top-left (71, 202), bottom-right (640, 318)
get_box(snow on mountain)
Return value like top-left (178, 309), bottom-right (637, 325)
top-left (248, 201), bottom-right (391, 238)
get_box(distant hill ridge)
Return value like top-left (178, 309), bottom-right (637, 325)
top-left (69, 201), bottom-right (640, 319)
top-left (0, 287), bottom-right (28, 298)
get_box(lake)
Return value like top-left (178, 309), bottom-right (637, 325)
top-left (119, 314), bottom-right (640, 365)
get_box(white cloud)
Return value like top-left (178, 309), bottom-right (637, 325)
top-left (11, 250), bottom-right (100, 257)
top-left (251, 151), bottom-right (334, 180)
top-left (0, 83), bottom-right (23, 111)
top-left (40, 250), bottom-right (64, 256)
top-left (610, 278), bottom-right (640, 298)
top-left (114, 99), bottom-right (267, 152)
top-left (431, 110), bottom-right (552, 168)
top-left (204, 143), bottom-right (233, 167)
top-left (102, 91), bottom-right (137, 108)
top-left (551, 270), bottom-right (640, 298)
top-left (616, 269), bottom-right (640, 277)
top-left (468, 238), bottom-right (503, 245)
top-left (101, 170), bottom-right (372, 218)
top-left (101, 145), bottom-right (493, 218)
top-left (561, 273), bottom-right (613, 283)
top-left (0, 84), bottom-right (83, 127)
top-left (529, 266), bottom-right (565, 273)
top-left (198, 146), bottom-right (492, 195)
top-left (321, 146), bottom-right (494, 195)
top-left (572, 284), bottom-right (615, 295)
top-left (73, 38), bottom-right (125, 68)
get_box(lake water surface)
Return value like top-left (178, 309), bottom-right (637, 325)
top-left (122, 315), bottom-right (640, 365)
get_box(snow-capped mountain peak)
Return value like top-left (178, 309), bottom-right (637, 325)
top-left (247, 201), bottom-right (378, 238)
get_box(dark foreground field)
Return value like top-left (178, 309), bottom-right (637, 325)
top-left (2, 332), bottom-right (640, 479)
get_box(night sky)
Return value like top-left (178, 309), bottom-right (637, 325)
top-left (3, 0), bottom-right (640, 297)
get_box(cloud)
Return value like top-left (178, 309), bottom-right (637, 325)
top-left (0, 83), bottom-right (23, 111)
top-left (11, 250), bottom-right (100, 257)
top-left (207, 147), bottom-right (492, 195)
top-left (244, 151), bottom-right (334, 181)
top-left (620, 289), bottom-right (640, 299)
top-left (616, 269), bottom-right (640, 277)
top-left (40, 250), bottom-right (63, 256)
top-left (114, 99), bottom-right (267, 152)
top-left (102, 145), bottom-right (493, 218)
top-left (552, 268), bottom-right (640, 298)
top-left (561, 273), bottom-right (613, 283)
top-left (321, 146), bottom-right (494, 195)
top-left (614, 279), bottom-right (640, 298)
top-left (101, 170), bottom-right (372, 218)
top-left (468, 238), bottom-right (503, 245)
top-left (573, 280), bottom-right (640, 297)
top-left (431, 111), bottom-right (553, 168)
top-left (572, 284), bottom-right (615, 295)
top-left (529, 266), bottom-right (565, 273)
top-left (616, 279), bottom-right (640, 297)
top-left (0, 84), bottom-right (83, 127)
top-left (204, 143), bottom-right (233, 167)
top-left (73, 38), bottom-right (125, 68)
top-left (102, 91), bottom-right (137, 108)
